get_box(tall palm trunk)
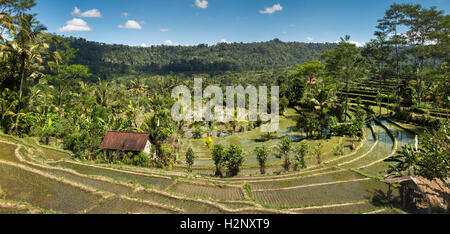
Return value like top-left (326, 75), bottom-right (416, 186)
top-left (19, 57), bottom-right (26, 100)
top-left (344, 77), bottom-right (349, 122)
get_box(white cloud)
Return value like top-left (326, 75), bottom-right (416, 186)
top-left (260, 4), bottom-right (283, 15)
top-left (307, 37), bottom-right (314, 42)
top-left (160, 28), bottom-right (169, 32)
top-left (164, 40), bottom-right (179, 46)
top-left (332, 40), bottom-right (365, 47)
top-left (220, 39), bottom-right (231, 44)
top-left (59, 18), bottom-right (92, 32)
top-left (122, 12), bottom-right (129, 18)
top-left (118, 20), bottom-right (143, 29)
top-left (72, 7), bottom-right (102, 18)
top-left (141, 43), bottom-right (149, 47)
top-left (195, 0), bottom-right (208, 9)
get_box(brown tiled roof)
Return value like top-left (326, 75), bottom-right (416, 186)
top-left (99, 131), bottom-right (150, 152)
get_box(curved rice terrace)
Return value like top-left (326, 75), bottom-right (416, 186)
top-left (0, 114), bottom-right (415, 214)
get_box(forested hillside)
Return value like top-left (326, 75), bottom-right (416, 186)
top-left (61, 37), bottom-right (336, 78)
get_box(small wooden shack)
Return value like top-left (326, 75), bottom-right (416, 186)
top-left (99, 131), bottom-right (152, 155)
top-left (382, 176), bottom-right (450, 213)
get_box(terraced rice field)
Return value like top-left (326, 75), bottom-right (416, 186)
top-left (169, 181), bottom-right (245, 200)
top-left (252, 178), bottom-right (392, 208)
top-left (0, 120), bottom-right (414, 214)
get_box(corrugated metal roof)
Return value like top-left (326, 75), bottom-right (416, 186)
top-left (99, 131), bottom-right (150, 152)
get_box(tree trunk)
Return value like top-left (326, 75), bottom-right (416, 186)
top-left (344, 80), bottom-right (349, 122)
top-left (19, 58), bottom-right (26, 101)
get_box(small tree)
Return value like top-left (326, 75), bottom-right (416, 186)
top-left (185, 147), bottom-right (196, 172)
top-left (314, 142), bottom-right (324, 165)
top-left (204, 136), bottom-right (213, 149)
top-left (348, 124), bottom-right (360, 150)
top-left (280, 96), bottom-right (289, 115)
top-left (294, 141), bottom-right (309, 171)
top-left (211, 144), bottom-right (225, 177)
top-left (225, 144), bottom-right (245, 177)
top-left (296, 60), bottom-right (325, 85)
top-left (276, 137), bottom-right (293, 171)
top-left (254, 146), bottom-right (269, 174)
top-left (333, 138), bottom-right (345, 156)
top-left (192, 127), bottom-right (202, 139)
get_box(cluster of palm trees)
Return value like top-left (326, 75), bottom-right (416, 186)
top-left (0, 8), bottom-right (182, 163)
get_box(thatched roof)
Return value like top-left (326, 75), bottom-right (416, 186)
top-left (99, 131), bottom-right (150, 152)
top-left (383, 176), bottom-right (450, 211)
top-left (382, 176), bottom-right (418, 185)
top-left (414, 177), bottom-right (450, 210)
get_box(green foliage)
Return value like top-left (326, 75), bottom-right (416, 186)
top-left (296, 60), bottom-right (325, 83)
top-left (254, 145), bottom-right (269, 174)
top-left (132, 152), bottom-right (149, 167)
top-left (279, 96), bottom-right (289, 115)
top-left (211, 144), bottom-right (226, 177)
top-left (416, 123), bottom-right (450, 181)
top-left (294, 141), bottom-right (309, 171)
top-left (387, 123), bottom-right (450, 181)
top-left (62, 37), bottom-right (336, 77)
top-left (185, 147), bottom-right (196, 172)
top-left (333, 138), bottom-right (345, 156)
top-left (192, 127), bottom-right (202, 139)
top-left (224, 144), bottom-right (245, 177)
top-left (141, 108), bottom-right (177, 167)
top-left (275, 137), bottom-right (293, 171)
top-left (385, 145), bottom-right (419, 177)
top-left (297, 113), bottom-right (320, 138)
top-left (314, 142), bottom-right (324, 165)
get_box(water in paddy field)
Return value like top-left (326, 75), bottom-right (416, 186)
top-left (380, 120), bottom-right (415, 147)
top-left (359, 121), bottom-right (416, 176)
top-left (180, 112), bottom-right (305, 166)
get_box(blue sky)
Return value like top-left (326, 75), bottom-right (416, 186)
top-left (32, 0), bottom-right (449, 47)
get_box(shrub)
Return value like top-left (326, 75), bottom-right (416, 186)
top-left (225, 144), bottom-right (245, 177)
top-left (333, 139), bottom-right (345, 156)
top-left (132, 152), bottom-right (149, 167)
top-left (212, 144), bottom-right (226, 177)
top-left (204, 136), bottom-right (213, 149)
top-left (192, 127), bottom-right (203, 139)
top-left (185, 147), bottom-right (196, 172)
top-left (294, 142), bottom-right (309, 171)
top-left (275, 137), bottom-right (293, 171)
top-left (314, 142), bottom-right (324, 165)
top-left (254, 146), bottom-right (269, 174)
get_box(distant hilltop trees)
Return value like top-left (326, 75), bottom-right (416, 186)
top-left (56, 36), bottom-right (337, 78)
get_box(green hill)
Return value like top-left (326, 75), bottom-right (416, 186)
top-left (62, 37), bottom-right (336, 78)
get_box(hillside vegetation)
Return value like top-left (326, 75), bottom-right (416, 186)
top-left (61, 37), bottom-right (336, 77)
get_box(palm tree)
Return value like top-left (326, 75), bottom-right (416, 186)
top-left (305, 84), bottom-right (337, 137)
top-left (0, 14), bottom-right (54, 101)
top-left (0, 91), bottom-right (18, 131)
top-left (385, 145), bottom-right (419, 177)
top-left (129, 77), bottom-right (148, 115)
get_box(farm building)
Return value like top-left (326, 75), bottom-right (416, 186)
top-left (382, 176), bottom-right (450, 213)
top-left (99, 131), bottom-right (152, 156)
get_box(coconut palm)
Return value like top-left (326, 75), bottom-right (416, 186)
top-left (0, 13), bottom-right (57, 102)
